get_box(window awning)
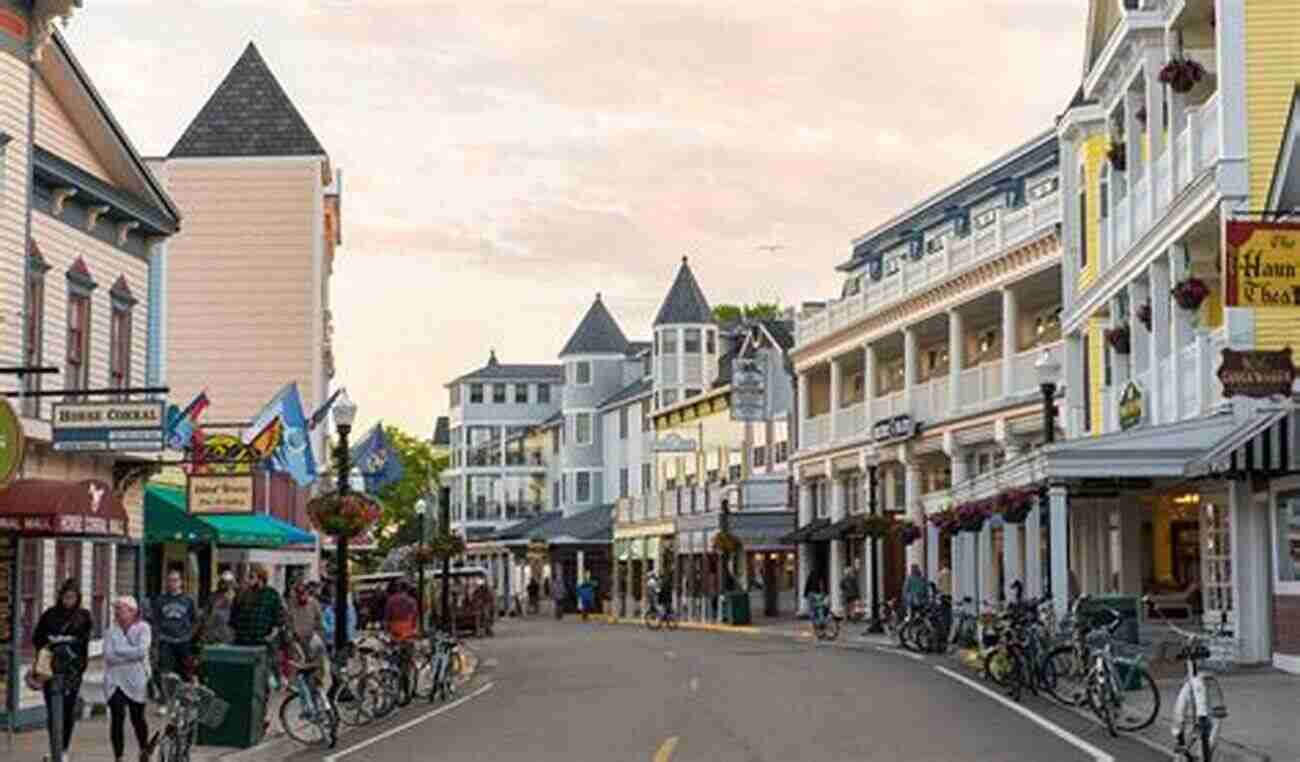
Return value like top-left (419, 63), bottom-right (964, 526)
top-left (0, 478), bottom-right (129, 537)
top-left (1187, 407), bottom-right (1298, 478)
top-left (199, 514), bottom-right (316, 548)
top-left (145, 484), bottom-right (215, 544)
top-left (780, 517), bottom-right (829, 544)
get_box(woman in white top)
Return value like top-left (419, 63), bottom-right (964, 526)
top-left (103, 596), bottom-right (152, 762)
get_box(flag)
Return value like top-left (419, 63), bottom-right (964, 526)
top-left (307, 388), bottom-right (344, 432)
top-left (349, 422), bottom-right (404, 493)
top-left (166, 391), bottom-right (210, 451)
top-left (242, 383), bottom-right (317, 487)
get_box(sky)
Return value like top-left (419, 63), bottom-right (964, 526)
top-left (64, 0), bottom-right (1087, 437)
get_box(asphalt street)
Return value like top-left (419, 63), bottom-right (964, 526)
top-left (287, 618), bottom-right (1174, 762)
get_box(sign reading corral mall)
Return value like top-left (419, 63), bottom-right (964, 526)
top-left (187, 473), bottom-right (255, 515)
top-left (51, 400), bottom-right (164, 452)
top-left (1224, 220), bottom-right (1300, 307)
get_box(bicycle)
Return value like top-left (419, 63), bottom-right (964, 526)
top-left (947, 596), bottom-right (980, 652)
top-left (151, 673), bottom-right (226, 762)
top-left (808, 593), bottom-right (840, 641)
top-left (1145, 597), bottom-right (1229, 761)
top-left (643, 602), bottom-right (678, 631)
top-left (1078, 613), bottom-right (1160, 736)
top-left (280, 663), bottom-right (338, 748)
top-left (340, 635), bottom-right (402, 723)
top-left (416, 630), bottom-right (464, 703)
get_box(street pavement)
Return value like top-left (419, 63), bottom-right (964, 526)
top-left (279, 617), bottom-right (1175, 762)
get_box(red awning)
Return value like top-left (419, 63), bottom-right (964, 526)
top-left (0, 479), bottom-right (130, 537)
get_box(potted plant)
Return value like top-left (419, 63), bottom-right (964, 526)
top-left (1136, 302), bottom-right (1152, 330)
top-left (927, 508), bottom-right (958, 536)
top-left (306, 491), bottom-right (382, 538)
top-left (1159, 56), bottom-right (1206, 94)
top-left (711, 530), bottom-right (742, 555)
top-left (956, 500), bottom-right (992, 533)
top-left (895, 520), bottom-right (922, 547)
top-left (1172, 276), bottom-right (1210, 311)
top-left (858, 514), bottom-right (893, 540)
top-left (1105, 323), bottom-right (1132, 354)
top-left (997, 488), bottom-right (1035, 524)
top-left (428, 530), bottom-right (466, 560)
top-left (1107, 141), bottom-right (1127, 172)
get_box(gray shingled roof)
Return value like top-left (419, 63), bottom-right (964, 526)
top-left (544, 504), bottom-right (614, 542)
top-left (496, 511), bottom-right (563, 541)
top-left (170, 42), bottom-right (327, 158)
top-left (432, 416), bottom-right (450, 446)
top-left (598, 377), bottom-right (651, 410)
top-left (626, 341), bottom-right (652, 357)
top-left (559, 294), bottom-right (630, 357)
top-left (447, 350), bottom-right (563, 386)
top-left (654, 257), bottom-right (716, 326)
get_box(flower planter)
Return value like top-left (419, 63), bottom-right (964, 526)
top-left (1159, 57), bottom-right (1206, 95)
top-left (997, 488), bottom-right (1036, 525)
top-left (1172, 277), bottom-right (1209, 312)
top-left (1105, 324), bottom-right (1132, 355)
top-left (895, 521), bottom-right (922, 547)
top-left (1136, 302), bottom-right (1152, 330)
top-left (712, 531), bottom-right (742, 555)
top-left (1107, 142), bottom-right (1127, 172)
top-left (955, 500), bottom-right (992, 534)
top-left (858, 514), bottom-right (893, 540)
top-left (306, 491), bottom-right (382, 538)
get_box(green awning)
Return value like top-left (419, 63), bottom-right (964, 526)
top-left (145, 484), bottom-right (215, 545)
top-left (199, 514), bottom-right (316, 548)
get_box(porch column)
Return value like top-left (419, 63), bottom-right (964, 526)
top-left (903, 458), bottom-right (923, 570)
top-left (1003, 520), bottom-right (1022, 601)
top-left (829, 477), bottom-right (845, 614)
top-left (961, 531), bottom-right (978, 605)
top-left (1165, 28), bottom-right (1187, 191)
top-left (613, 543), bottom-right (623, 616)
top-left (829, 357), bottom-right (842, 442)
top-left (1141, 48), bottom-right (1161, 225)
top-left (1001, 287), bottom-right (1017, 397)
top-left (1025, 501), bottom-right (1042, 598)
top-left (1229, 480), bottom-right (1271, 663)
top-left (926, 524), bottom-right (940, 581)
top-left (863, 343), bottom-right (876, 432)
top-left (977, 521), bottom-right (994, 607)
top-left (576, 550), bottom-right (586, 586)
top-left (1169, 245), bottom-right (1193, 422)
top-left (1097, 505), bottom-right (1114, 594)
top-left (797, 482), bottom-right (812, 616)
top-left (1049, 484), bottom-right (1071, 622)
top-left (947, 309), bottom-right (964, 412)
top-left (1148, 256), bottom-right (1171, 426)
top-left (903, 326), bottom-right (918, 416)
top-left (1119, 498), bottom-right (1143, 596)
top-left (1125, 88), bottom-right (1142, 239)
top-left (797, 372), bottom-right (809, 447)
top-left (949, 533), bottom-right (963, 602)
top-left (1064, 332), bottom-right (1085, 437)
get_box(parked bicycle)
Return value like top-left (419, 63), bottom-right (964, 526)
top-left (280, 661), bottom-right (338, 748)
top-left (416, 630), bottom-right (465, 703)
top-left (643, 603), bottom-right (678, 631)
top-left (1145, 597), bottom-right (1229, 761)
top-left (1078, 609), bottom-right (1160, 736)
top-left (151, 673), bottom-right (226, 762)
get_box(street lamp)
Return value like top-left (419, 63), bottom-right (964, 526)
top-left (1035, 349), bottom-right (1061, 445)
top-left (332, 389), bottom-right (357, 661)
top-left (415, 497), bottom-right (428, 634)
top-left (864, 464), bottom-right (884, 634)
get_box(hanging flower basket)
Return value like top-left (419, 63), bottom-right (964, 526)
top-left (428, 530), bottom-right (466, 560)
top-left (895, 520), bottom-right (922, 547)
top-left (996, 488), bottom-right (1035, 524)
top-left (306, 491), bottom-right (382, 538)
top-left (711, 530), bottom-right (742, 555)
top-left (1159, 56), bottom-right (1206, 94)
top-left (927, 508), bottom-right (958, 536)
top-left (1136, 302), bottom-right (1152, 330)
top-left (1135, 105), bottom-right (1147, 127)
top-left (956, 500), bottom-right (992, 533)
top-left (1172, 277), bottom-right (1210, 311)
top-left (1107, 141), bottom-right (1127, 172)
top-left (1105, 324), bottom-right (1132, 355)
top-left (857, 514), bottom-right (893, 540)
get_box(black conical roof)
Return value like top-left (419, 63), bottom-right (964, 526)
top-left (170, 42), bottom-right (326, 158)
top-left (653, 257), bottom-right (716, 326)
top-left (559, 294), bottom-right (630, 357)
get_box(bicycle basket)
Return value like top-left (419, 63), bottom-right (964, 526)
top-left (197, 694), bottom-right (229, 729)
top-left (1111, 642), bottom-right (1148, 691)
top-left (1202, 676), bottom-right (1228, 720)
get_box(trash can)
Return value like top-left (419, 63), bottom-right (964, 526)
top-left (197, 646), bottom-right (269, 748)
top-left (1077, 594), bottom-right (1141, 645)
top-left (721, 591), bottom-right (751, 625)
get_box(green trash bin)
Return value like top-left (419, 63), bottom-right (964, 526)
top-left (1077, 594), bottom-right (1141, 645)
top-left (197, 645), bottom-right (270, 748)
top-left (721, 592), bottom-right (751, 625)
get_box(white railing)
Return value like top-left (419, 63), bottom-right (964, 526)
top-left (796, 195), bottom-right (1061, 346)
top-left (1009, 342), bottom-right (1062, 396)
top-left (835, 401), bottom-right (866, 442)
top-left (803, 413), bottom-right (831, 449)
top-left (1115, 195), bottom-right (1132, 253)
top-left (1154, 147), bottom-right (1171, 211)
top-left (1134, 174), bottom-right (1151, 232)
top-left (1159, 355), bottom-right (1176, 424)
top-left (1198, 94), bottom-right (1220, 170)
top-left (957, 360), bottom-right (1004, 409)
top-left (871, 392), bottom-right (903, 423)
top-left (1180, 342), bottom-right (1200, 419)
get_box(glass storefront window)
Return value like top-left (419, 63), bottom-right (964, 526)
top-left (1276, 492), bottom-right (1300, 583)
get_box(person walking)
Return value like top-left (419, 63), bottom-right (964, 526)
top-left (103, 596), bottom-right (153, 762)
top-left (575, 575), bottom-right (595, 622)
top-left (199, 580), bottom-right (236, 646)
top-left (526, 577), bottom-right (540, 616)
top-left (152, 570), bottom-right (198, 691)
top-left (230, 564), bottom-right (286, 695)
top-left (551, 575), bottom-right (568, 621)
top-left (903, 564), bottom-right (930, 616)
top-left (33, 578), bottom-right (93, 761)
top-left (383, 581), bottom-right (419, 641)
top-left (320, 588), bottom-right (357, 657)
top-left (936, 564), bottom-right (952, 597)
top-left (839, 566), bottom-right (861, 619)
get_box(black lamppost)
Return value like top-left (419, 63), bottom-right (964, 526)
top-left (415, 497), bottom-right (429, 634)
top-left (865, 464), bottom-right (884, 634)
top-left (1034, 350), bottom-right (1061, 598)
top-left (439, 485), bottom-right (452, 634)
top-left (332, 390), bottom-right (358, 660)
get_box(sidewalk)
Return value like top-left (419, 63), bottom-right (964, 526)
top-left (6, 646), bottom-right (482, 762)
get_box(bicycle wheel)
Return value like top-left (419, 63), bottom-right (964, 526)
top-left (1090, 679), bottom-right (1116, 737)
top-left (335, 675), bottom-right (373, 727)
top-left (1043, 646), bottom-right (1086, 706)
top-left (156, 727), bottom-right (181, 762)
top-left (280, 693), bottom-right (327, 746)
top-left (1005, 650), bottom-right (1024, 702)
top-left (1112, 666), bottom-right (1160, 732)
top-left (665, 612), bottom-right (678, 631)
top-left (982, 646), bottom-right (1013, 687)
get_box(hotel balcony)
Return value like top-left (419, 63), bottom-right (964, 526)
top-left (616, 476), bottom-right (791, 525)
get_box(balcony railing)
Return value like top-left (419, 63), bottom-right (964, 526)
top-left (1096, 328), bottom-right (1227, 435)
top-left (796, 195), bottom-right (1062, 347)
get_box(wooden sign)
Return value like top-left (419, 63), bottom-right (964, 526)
top-left (0, 398), bottom-right (23, 490)
top-left (188, 473), bottom-right (255, 514)
top-left (1225, 221), bottom-right (1300, 307)
top-left (1118, 381), bottom-right (1144, 430)
top-left (1217, 348), bottom-right (1297, 399)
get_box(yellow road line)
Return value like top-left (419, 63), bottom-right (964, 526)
top-left (653, 736), bottom-right (680, 762)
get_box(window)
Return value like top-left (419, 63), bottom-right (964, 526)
top-left (661, 330), bottom-right (677, 354)
top-left (618, 407), bottom-right (628, 439)
top-left (1082, 337), bottom-right (1093, 432)
top-left (493, 384), bottom-right (507, 403)
top-left (109, 304), bottom-right (132, 390)
top-left (774, 441), bottom-right (788, 463)
top-left (1078, 164), bottom-right (1089, 269)
top-left (843, 276), bottom-right (861, 297)
top-left (1099, 173), bottom-right (1109, 220)
top-left (576, 472), bottom-right (592, 503)
top-left (1275, 492), bottom-right (1300, 586)
top-left (20, 540), bottom-right (39, 648)
top-left (24, 254), bottom-right (48, 414)
top-left (641, 399), bottom-right (651, 431)
top-left (926, 348), bottom-right (950, 379)
top-left (661, 389), bottom-right (678, 407)
top-left (56, 542), bottom-right (82, 593)
top-left (515, 384), bottom-right (529, 403)
top-left (553, 481), bottom-right (560, 508)
top-left (685, 388), bottom-right (701, 399)
top-left (575, 412), bottom-right (593, 445)
top-left (891, 468), bottom-right (906, 513)
top-left (470, 383), bottom-right (483, 403)
top-left (684, 328), bottom-right (701, 353)
top-left (92, 545), bottom-right (110, 637)
top-left (619, 468), bottom-right (629, 498)
top-left (538, 383), bottom-right (551, 404)
top-left (706, 330), bottom-right (716, 354)
top-left (885, 255), bottom-right (900, 277)
top-left (551, 427), bottom-right (560, 454)
top-left (642, 354), bottom-right (651, 376)
top-left (728, 463), bottom-right (742, 482)
top-left (926, 236), bottom-right (945, 255)
top-left (64, 289), bottom-right (91, 393)
top-left (753, 445), bottom-right (767, 468)
top-left (574, 361), bottom-right (592, 385)
top-left (641, 462), bottom-right (652, 491)
top-left (449, 385), bottom-right (461, 408)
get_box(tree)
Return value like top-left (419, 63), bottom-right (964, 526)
top-left (712, 302), bottom-right (782, 324)
top-left (373, 425), bottom-right (448, 555)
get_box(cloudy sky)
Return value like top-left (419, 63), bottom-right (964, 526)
top-left (66, 0), bottom-right (1086, 436)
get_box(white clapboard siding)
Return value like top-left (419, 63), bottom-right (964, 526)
top-left (0, 53), bottom-right (31, 390)
top-left (33, 72), bottom-right (114, 183)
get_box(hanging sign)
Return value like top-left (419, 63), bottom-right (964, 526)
top-left (0, 399), bottom-right (23, 490)
top-left (1217, 348), bottom-right (1297, 399)
top-left (1224, 220), bottom-right (1300, 307)
top-left (51, 400), bottom-right (164, 452)
top-left (652, 433), bottom-right (698, 453)
top-left (0, 531), bottom-right (15, 713)
top-left (1118, 381), bottom-right (1144, 430)
top-left (872, 414), bottom-right (916, 444)
top-left (187, 473), bottom-right (255, 515)
top-left (730, 355), bottom-right (767, 422)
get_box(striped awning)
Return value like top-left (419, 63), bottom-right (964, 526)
top-left (1189, 406), bottom-right (1299, 478)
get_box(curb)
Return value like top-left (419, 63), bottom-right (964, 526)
top-left (599, 615), bottom-right (761, 635)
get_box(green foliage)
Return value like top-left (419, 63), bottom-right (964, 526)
top-left (712, 302), bottom-right (781, 324)
top-left (374, 425), bottom-right (448, 555)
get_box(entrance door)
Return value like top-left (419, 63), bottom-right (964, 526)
top-left (1200, 501), bottom-right (1233, 633)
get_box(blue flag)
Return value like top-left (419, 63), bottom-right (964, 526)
top-left (242, 383), bottom-right (318, 487)
top-left (350, 422), bottom-right (404, 493)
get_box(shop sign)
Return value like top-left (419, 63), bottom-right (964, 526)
top-left (0, 398), bottom-right (23, 490)
top-left (652, 433), bottom-right (697, 453)
top-left (1224, 220), bottom-right (1300, 307)
top-left (51, 400), bottom-right (164, 452)
top-left (872, 414), bottom-right (916, 444)
top-left (187, 473), bottom-right (255, 514)
top-left (1118, 381), bottom-right (1144, 430)
top-left (730, 355), bottom-right (767, 422)
top-left (1217, 348), bottom-right (1297, 399)
top-left (0, 530), bottom-right (15, 711)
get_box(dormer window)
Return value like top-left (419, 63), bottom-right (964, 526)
top-left (925, 236), bottom-right (945, 256)
top-left (843, 276), bottom-right (861, 297)
top-left (706, 330), bottom-right (716, 354)
top-left (661, 330), bottom-right (677, 354)
top-left (574, 361), bottom-right (592, 385)
top-left (885, 256), bottom-right (900, 278)
top-left (684, 328), bottom-right (701, 353)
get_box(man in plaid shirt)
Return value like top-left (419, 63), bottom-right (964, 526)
top-left (231, 564), bottom-right (285, 646)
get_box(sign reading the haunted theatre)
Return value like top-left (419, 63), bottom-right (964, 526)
top-left (1224, 221), bottom-right (1300, 307)
top-left (1217, 348), bottom-right (1297, 399)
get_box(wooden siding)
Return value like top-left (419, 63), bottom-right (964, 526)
top-left (159, 158), bottom-right (323, 425)
top-left (29, 212), bottom-right (149, 418)
top-left (1245, 0), bottom-right (1300, 208)
top-left (1077, 135), bottom-right (1108, 291)
top-left (0, 51), bottom-right (30, 389)
top-left (1087, 318), bottom-right (1104, 435)
top-left (33, 72), bottom-right (113, 184)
